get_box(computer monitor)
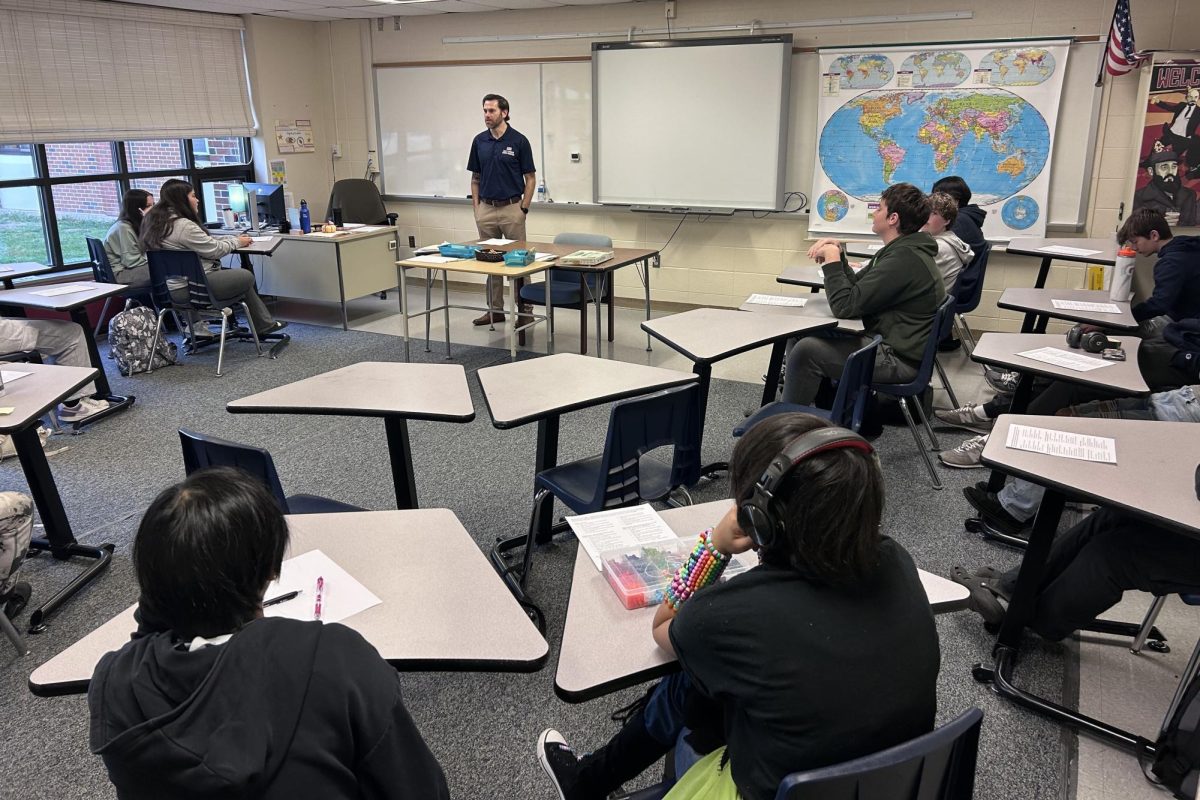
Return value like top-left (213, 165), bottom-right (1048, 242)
top-left (242, 182), bottom-right (286, 228)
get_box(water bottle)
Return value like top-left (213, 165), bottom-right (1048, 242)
top-left (1110, 246), bottom-right (1136, 302)
top-left (299, 199), bottom-right (311, 234)
top-left (536, 180), bottom-right (548, 204)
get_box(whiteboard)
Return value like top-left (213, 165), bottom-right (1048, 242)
top-left (592, 37), bottom-right (792, 211)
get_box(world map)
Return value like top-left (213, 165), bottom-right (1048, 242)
top-left (1002, 195), bottom-right (1040, 229)
top-left (818, 89), bottom-right (1051, 204)
top-left (816, 190), bottom-right (850, 222)
top-left (979, 47), bottom-right (1056, 86)
top-left (828, 53), bottom-right (894, 90)
top-left (899, 50), bottom-right (971, 88)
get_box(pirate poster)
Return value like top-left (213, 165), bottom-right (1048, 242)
top-left (1133, 58), bottom-right (1200, 226)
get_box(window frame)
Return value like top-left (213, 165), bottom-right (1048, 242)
top-left (0, 138), bottom-right (254, 271)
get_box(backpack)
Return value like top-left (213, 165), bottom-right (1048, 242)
top-left (108, 302), bottom-right (177, 376)
top-left (1152, 668), bottom-right (1200, 798)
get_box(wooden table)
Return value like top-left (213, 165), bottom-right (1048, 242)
top-left (228, 362), bottom-right (475, 510)
top-left (0, 363), bottom-right (114, 634)
top-left (1005, 237), bottom-right (1118, 289)
top-left (27, 508), bottom-right (550, 696)
top-left (996, 288), bottom-right (1138, 334)
top-left (555, 500), bottom-right (970, 702)
top-left (975, 416), bottom-right (1200, 758)
top-left (0, 281), bottom-right (134, 429)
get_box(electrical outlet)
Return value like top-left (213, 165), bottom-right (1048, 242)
top-left (652, 254), bottom-right (661, 268)
top-left (665, 0), bottom-right (676, 19)
top-left (408, 235), bottom-right (416, 248)
top-left (331, 143), bottom-right (342, 159)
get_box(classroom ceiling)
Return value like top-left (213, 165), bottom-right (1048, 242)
top-left (114, 0), bottom-right (638, 20)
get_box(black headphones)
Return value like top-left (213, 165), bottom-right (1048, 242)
top-left (1066, 324), bottom-right (1116, 354)
top-left (737, 426), bottom-right (875, 551)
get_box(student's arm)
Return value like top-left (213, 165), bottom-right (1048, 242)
top-left (651, 506), bottom-right (754, 655)
top-left (358, 680), bottom-right (451, 800)
top-left (177, 220), bottom-right (240, 262)
top-left (104, 224), bottom-right (146, 272)
top-left (1133, 255), bottom-right (1188, 321)
top-left (823, 248), bottom-right (908, 318)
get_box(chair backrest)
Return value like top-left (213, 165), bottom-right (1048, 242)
top-left (325, 179), bottom-right (388, 225)
top-left (776, 707), bottom-right (983, 800)
top-left (146, 250), bottom-right (213, 311)
top-left (828, 335), bottom-right (881, 432)
top-left (595, 383), bottom-right (701, 508)
top-left (552, 232), bottom-right (614, 290)
top-left (86, 237), bottom-right (117, 284)
top-left (876, 294), bottom-right (956, 398)
top-left (178, 428), bottom-right (291, 513)
top-left (950, 242), bottom-right (992, 315)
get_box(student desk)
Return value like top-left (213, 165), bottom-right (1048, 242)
top-left (738, 294), bottom-right (866, 335)
top-left (228, 362), bottom-right (474, 510)
top-left (1005, 238), bottom-right (1118, 289)
top-left (0, 281), bottom-right (133, 429)
top-left (975, 416), bottom-right (1200, 758)
top-left (776, 247), bottom-right (875, 294)
top-left (996, 288), bottom-right (1138, 334)
top-left (27, 508), bottom-right (550, 696)
top-left (477, 353), bottom-right (698, 595)
top-left (0, 363), bottom-right (114, 634)
top-left (0, 262), bottom-right (55, 290)
top-left (555, 500), bottom-right (970, 702)
top-left (395, 254), bottom-right (553, 361)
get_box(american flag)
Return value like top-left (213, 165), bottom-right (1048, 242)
top-left (1105, 0), bottom-right (1147, 76)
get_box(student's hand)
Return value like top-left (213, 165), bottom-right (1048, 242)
top-left (812, 244), bottom-right (842, 266)
top-left (237, 234), bottom-right (253, 247)
top-left (806, 238), bottom-right (842, 261)
top-left (711, 505), bottom-right (756, 557)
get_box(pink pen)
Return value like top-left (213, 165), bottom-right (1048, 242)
top-left (314, 576), bottom-right (324, 621)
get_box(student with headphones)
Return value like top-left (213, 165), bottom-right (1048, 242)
top-left (537, 413), bottom-right (940, 800)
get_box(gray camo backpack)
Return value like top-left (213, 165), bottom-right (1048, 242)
top-left (108, 301), bottom-right (177, 376)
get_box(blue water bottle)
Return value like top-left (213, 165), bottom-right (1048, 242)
top-left (299, 199), bottom-right (311, 234)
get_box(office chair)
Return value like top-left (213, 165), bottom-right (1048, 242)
top-left (324, 178), bottom-right (398, 226)
top-left (179, 429), bottom-right (364, 515)
top-left (736, 335), bottom-right (880, 438)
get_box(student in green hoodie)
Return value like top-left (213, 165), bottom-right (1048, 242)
top-left (782, 183), bottom-right (944, 404)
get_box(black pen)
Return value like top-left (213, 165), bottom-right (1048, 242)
top-left (263, 589), bottom-right (301, 608)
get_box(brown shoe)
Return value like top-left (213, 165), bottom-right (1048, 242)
top-left (473, 312), bottom-right (504, 326)
top-left (517, 305), bottom-right (535, 324)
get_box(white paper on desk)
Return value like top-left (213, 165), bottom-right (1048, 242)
top-left (409, 254), bottom-right (458, 264)
top-left (1016, 346), bottom-right (1114, 372)
top-left (303, 231), bottom-right (343, 238)
top-left (352, 225), bottom-right (385, 233)
top-left (478, 237), bottom-right (516, 246)
top-left (1036, 245), bottom-right (1102, 257)
top-left (746, 293), bottom-right (807, 307)
top-left (0, 369), bottom-right (31, 383)
top-left (248, 236), bottom-right (275, 242)
top-left (533, 253), bottom-right (558, 261)
top-left (31, 283), bottom-right (94, 297)
top-left (1005, 424), bottom-right (1117, 464)
top-left (263, 549), bottom-right (380, 624)
top-left (342, 223), bottom-right (364, 229)
top-left (1050, 299), bottom-right (1121, 313)
top-left (414, 241), bottom-right (451, 255)
top-left (567, 504), bottom-right (680, 571)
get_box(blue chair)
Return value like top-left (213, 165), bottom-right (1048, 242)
top-left (949, 241), bottom-right (992, 357)
top-left (617, 707), bottom-right (983, 800)
top-left (735, 336), bottom-right (881, 438)
top-left (873, 295), bottom-right (957, 490)
top-left (520, 232), bottom-right (614, 354)
top-left (85, 237), bottom-right (154, 338)
top-left (179, 428), bottom-right (363, 515)
top-left (515, 383), bottom-right (701, 591)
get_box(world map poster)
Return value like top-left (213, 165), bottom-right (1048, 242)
top-left (810, 41), bottom-right (1070, 240)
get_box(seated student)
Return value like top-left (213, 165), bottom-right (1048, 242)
top-left (930, 175), bottom-right (986, 254)
top-left (139, 180), bottom-right (286, 337)
top-left (103, 189), bottom-right (154, 290)
top-left (0, 318), bottom-right (109, 423)
top-left (924, 191), bottom-right (974, 294)
top-left (954, 505), bottom-right (1200, 641)
top-left (537, 413), bottom-right (940, 800)
top-left (0, 492), bottom-right (34, 619)
top-left (88, 467), bottom-right (449, 799)
top-left (1121, 207), bottom-right (1200, 337)
top-left (782, 183), bottom-right (944, 404)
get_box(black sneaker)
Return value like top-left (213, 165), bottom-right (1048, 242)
top-left (538, 729), bottom-right (584, 800)
top-left (963, 486), bottom-right (1030, 537)
top-left (2, 581), bottom-right (30, 620)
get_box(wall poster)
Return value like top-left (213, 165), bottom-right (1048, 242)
top-left (1132, 57), bottom-right (1200, 227)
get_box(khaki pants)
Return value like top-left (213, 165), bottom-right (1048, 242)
top-left (0, 492), bottom-right (32, 595)
top-left (474, 201), bottom-right (527, 311)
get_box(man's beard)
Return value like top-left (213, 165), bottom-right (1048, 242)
top-left (1153, 174), bottom-right (1178, 199)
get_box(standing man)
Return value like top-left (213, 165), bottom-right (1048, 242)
top-left (1154, 87), bottom-right (1200, 178)
top-left (467, 94), bottom-right (537, 326)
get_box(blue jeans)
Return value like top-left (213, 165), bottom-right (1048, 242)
top-left (642, 672), bottom-right (706, 781)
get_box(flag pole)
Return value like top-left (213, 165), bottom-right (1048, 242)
top-left (1096, 0), bottom-right (1120, 87)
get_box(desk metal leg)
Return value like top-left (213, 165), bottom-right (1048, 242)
top-left (424, 269), bottom-right (432, 352)
top-left (383, 416), bottom-right (418, 510)
top-left (398, 266), bottom-right (410, 362)
top-left (67, 308), bottom-right (133, 430)
top-left (508, 279), bottom-right (518, 360)
top-left (972, 490), bottom-right (1157, 757)
top-left (643, 259), bottom-right (653, 352)
top-left (595, 274), bottom-right (604, 357)
top-left (984, 374), bottom-right (1035, 495)
top-left (15, 425), bottom-right (114, 633)
top-left (1034, 256), bottom-right (1053, 290)
top-left (761, 340), bottom-right (787, 407)
top-left (442, 273), bottom-right (451, 359)
top-left (335, 245), bottom-right (349, 331)
top-left (0, 611), bottom-right (29, 655)
top-left (692, 363), bottom-right (726, 477)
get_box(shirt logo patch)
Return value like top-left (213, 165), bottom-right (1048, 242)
top-left (502, 146), bottom-right (515, 157)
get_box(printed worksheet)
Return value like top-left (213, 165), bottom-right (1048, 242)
top-left (1050, 299), bottom-right (1121, 313)
top-left (1016, 346), bottom-right (1114, 372)
top-left (567, 505), bottom-right (679, 571)
top-left (1036, 245), bottom-right (1102, 257)
top-left (1005, 424), bottom-right (1116, 464)
top-left (746, 294), bottom-right (808, 307)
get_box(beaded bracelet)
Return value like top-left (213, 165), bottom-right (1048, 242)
top-left (664, 528), bottom-right (730, 611)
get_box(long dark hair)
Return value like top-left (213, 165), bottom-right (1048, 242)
top-left (134, 466), bottom-right (289, 640)
top-left (140, 180), bottom-right (200, 251)
top-left (118, 189), bottom-right (151, 236)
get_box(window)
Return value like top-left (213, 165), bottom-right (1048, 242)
top-left (0, 138), bottom-right (253, 271)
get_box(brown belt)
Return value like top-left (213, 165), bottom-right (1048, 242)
top-left (479, 196), bottom-right (522, 207)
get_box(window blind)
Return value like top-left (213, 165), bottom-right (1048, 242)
top-left (0, 0), bottom-right (256, 144)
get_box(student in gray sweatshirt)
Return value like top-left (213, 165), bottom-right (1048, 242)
top-left (103, 189), bottom-right (153, 289)
top-left (924, 192), bottom-right (974, 295)
top-left (140, 181), bottom-right (284, 337)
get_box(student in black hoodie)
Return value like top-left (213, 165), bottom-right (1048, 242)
top-left (88, 467), bottom-right (449, 800)
top-left (930, 175), bottom-right (986, 253)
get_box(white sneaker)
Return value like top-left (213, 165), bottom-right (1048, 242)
top-left (939, 434), bottom-right (989, 469)
top-left (58, 398), bottom-right (109, 423)
top-left (933, 404), bottom-right (993, 435)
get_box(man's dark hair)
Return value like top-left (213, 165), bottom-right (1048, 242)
top-left (730, 413), bottom-right (884, 585)
top-left (931, 175), bottom-right (972, 207)
top-left (881, 183), bottom-right (932, 236)
top-left (1118, 208), bottom-right (1173, 244)
top-left (134, 467), bottom-right (289, 640)
top-left (482, 93), bottom-right (511, 121)
top-left (140, 180), bottom-right (200, 251)
top-left (118, 189), bottom-right (152, 236)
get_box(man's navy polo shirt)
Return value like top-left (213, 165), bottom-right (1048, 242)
top-left (467, 125), bottom-right (536, 201)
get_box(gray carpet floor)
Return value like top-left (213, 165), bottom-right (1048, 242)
top-left (0, 323), bottom-right (1076, 799)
